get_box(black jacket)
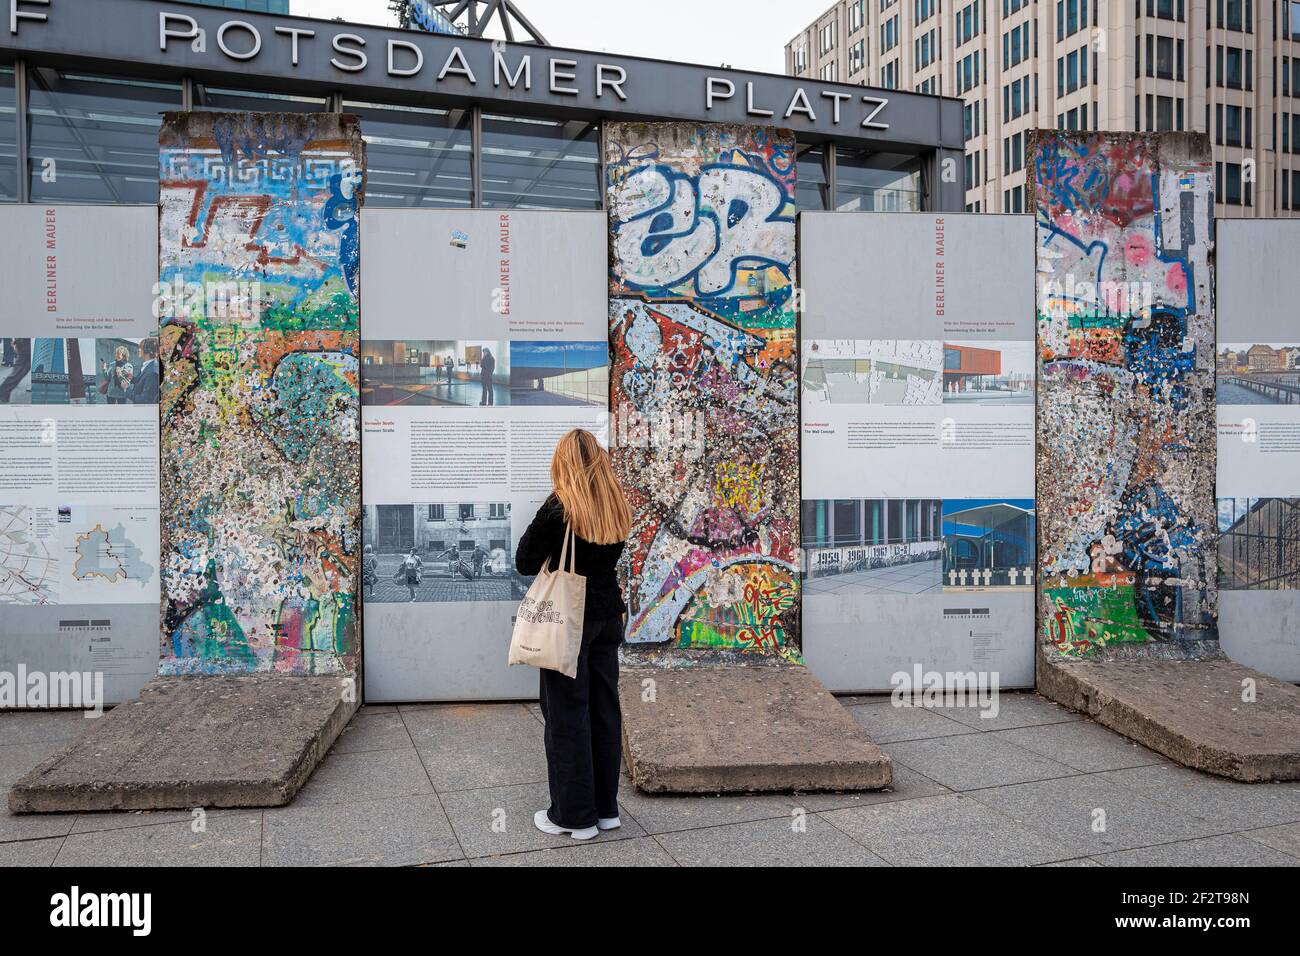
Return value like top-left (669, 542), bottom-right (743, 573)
top-left (515, 496), bottom-right (626, 620)
top-left (129, 359), bottom-right (159, 404)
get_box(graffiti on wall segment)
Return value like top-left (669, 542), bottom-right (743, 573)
top-left (158, 113), bottom-right (364, 674)
top-left (1032, 131), bottom-right (1218, 658)
top-left (606, 123), bottom-right (800, 658)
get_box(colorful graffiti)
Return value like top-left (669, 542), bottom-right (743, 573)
top-left (158, 113), bottom-right (364, 674)
top-left (606, 122), bottom-right (800, 658)
top-left (1031, 131), bottom-right (1218, 658)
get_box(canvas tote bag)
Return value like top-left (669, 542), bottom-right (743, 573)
top-left (508, 524), bottom-right (587, 678)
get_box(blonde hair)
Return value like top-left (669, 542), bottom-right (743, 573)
top-left (550, 429), bottom-right (632, 545)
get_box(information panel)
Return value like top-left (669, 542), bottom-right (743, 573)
top-left (1215, 219), bottom-right (1300, 681)
top-left (0, 206), bottom-right (161, 704)
top-left (359, 210), bottom-right (608, 701)
top-left (799, 212), bottom-right (1036, 691)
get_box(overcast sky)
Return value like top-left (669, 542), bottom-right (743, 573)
top-left (290, 0), bottom-right (829, 75)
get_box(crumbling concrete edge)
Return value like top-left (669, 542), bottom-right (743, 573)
top-left (623, 738), bottom-right (894, 795)
top-left (8, 679), bottom-right (359, 814)
top-left (1036, 653), bottom-right (1300, 783)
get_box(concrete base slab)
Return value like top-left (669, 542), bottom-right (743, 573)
top-left (8, 675), bottom-right (357, 813)
top-left (1038, 653), bottom-right (1300, 782)
top-left (619, 663), bottom-right (893, 794)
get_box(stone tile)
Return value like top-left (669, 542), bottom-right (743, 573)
top-left (844, 701), bottom-right (976, 743)
top-left (965, 774), bottom-right (1227, 856)
top-left (1242, 822), bottom-right (1300, 860)
top-left (53, 812), bottom-right (263, 867)
top-left (0, 710), bottom-right (99, 745)
top-left (939, 692), bottom-right (1082, 732)
top-left (473, 836), bottom-right (677, 867)
top-left (1039, 857), bottom-right (1103, 866)
top-left (616, 763), bottom-right (947, 834)
top-left (292, 748), bottom-right (434, 808)
top-left (263, 794), bottom-right (462, 866)
top-left (403, 704), bottom-right (547, 792)
top-left (328, 710), bottom-right (413, 755)
top-left (656, 814), bottom-right (889, 867)
top-left (0, 837), bottom-right (63, 866)
top-left (72, 809), bottom-right (222, 834)
top-left (991, 720), bottom-right (1165, 773)
top-left (0, 741), bottom-right (66, 788)
top-left (823, 793), bottom-right (1077, 866)
top-left (1093, 835), bottom-right (1300, 867)
top-left (885, 733), bottom-right (1079, 791)
top-left (1094, 764), bottom-right (1300, 830)
top-left (439, 781), bottom-right (643, 858)
top-left (0, 809), bottom-right (77, 844)
top-left (524, 702), bottom-right (544, 724)
top-left (357, 704), bottom-right (398, 714)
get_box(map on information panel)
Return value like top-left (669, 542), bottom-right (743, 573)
top-left (0, 505), bottom-right (59, 605)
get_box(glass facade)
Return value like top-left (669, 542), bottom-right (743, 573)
top-left (479, 113), bottom-right (601, 210)
top-left (193, 85), bottom-right (327, 113)
top-left (0, 66), bottom-right (15, 202)
top-left (188, 0), bottom-right (292, 12)
top-left (795, 145), bottom-right (830, 211)
top-left (27, 69), bottom-right (181, 204)
top-left (344, 101), bottom-right (473, 208)
top-left (2, 64), bottom-right (937, 211)
top-left (835, 148), bottom-right (924, 211)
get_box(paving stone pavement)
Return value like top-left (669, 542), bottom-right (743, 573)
top-left (2, 693), bottom-right (1299, 867)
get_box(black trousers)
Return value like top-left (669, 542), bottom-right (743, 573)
top-left (538, 615), bottom-right (623, 830)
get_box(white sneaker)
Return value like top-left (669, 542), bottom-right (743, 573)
top-left (533, 810), bottom-right (598, 840)
top-left (597, 816), bottom-right (621, 830)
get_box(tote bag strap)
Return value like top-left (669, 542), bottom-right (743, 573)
top-left (559, 523), bottom-right (577, 574)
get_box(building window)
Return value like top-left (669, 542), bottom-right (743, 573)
top-left (0, 66), bottom-right (15, 202)
top-left (427, 504), bottom-right (445, 522)
top-left (458, 504), bottom-right (475, 521)
top-left (479, 114), bottom-right (600, 210)
top-left (344, 101), bottom-right (472, 209)
top-left (796, 145), bottom-right (830, 211)
top-left (850, 39), bottom-right (866, 74)
top-left (850, 0), bottom-right (866, 31)
top-left (793, 45), bottom-right (808, 74)
top-left (1156, 36), bottom-right (1174, 78)
top-left (819, 20), bottom-right (837, 54)
top-left (821, 61), bottom-right (839, 81)
top-left (834, 148), bottom-right (923, 212)
top-left (1224, 104), bottom-right (1242, 145)
top-left (489, 503), bottom-right (507, 519)
top-left (1218, 161), bottom-right (1244, 205)
top-left (881, 14), bottom-right (900, 52)
top-left (28, 69), bottom-right (182, 204)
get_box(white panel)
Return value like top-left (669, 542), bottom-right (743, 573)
top-left (0, 206), bottom-right (161, 706)
top-left (359, 209), bottom-right (609, 702)
top-left (799, 212), bottom-right (1036, 692)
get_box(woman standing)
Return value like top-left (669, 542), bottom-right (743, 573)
top-left (515, 429), bottom-right (631, 841)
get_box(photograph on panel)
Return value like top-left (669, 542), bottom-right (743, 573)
top-left (800, 498), bottom-right (943, 594)
top-left (508, 341), bottom-right (609, 406)
top-left (802, 340), bottom-right (943, 405)
top-left (1217, 343), bottom-right (1300, 405)
top-left (362, 502), bottom-right (514, 603)
top-left (1217, 497), bottom-right (1300, 590)
top-left (940, 340), bottom-right (1034, 404)
top-left (941, 499), bottom-right (1036, 590)
top-left (361, 340), bottom-right (509, 407)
